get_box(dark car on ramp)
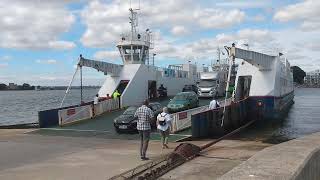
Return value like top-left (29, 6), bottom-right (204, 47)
top-left (182, 84), bottom-right (198, 94)
top-left (113, 102), bottom-right (162, 133)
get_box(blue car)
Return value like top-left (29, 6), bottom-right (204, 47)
top-left (167, 92), bottom-right (199, 112)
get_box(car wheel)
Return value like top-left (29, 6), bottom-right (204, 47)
top-left (115, 128), bottom-right (121, 134)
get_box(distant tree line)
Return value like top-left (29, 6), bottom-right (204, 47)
top-left (290, 66), bottom-right (306, 84)
top-left (0, 83), bottom-right (101, 91)
top-left (0, 83), bottom-right (7, 90)
top-left (0, 83), bottom-right (35, 90)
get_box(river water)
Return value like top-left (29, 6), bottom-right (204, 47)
top-left (0, 88), bottom-right (320, 142)
top-left (0, 89), bottom-right (99, 125)
top-left (237, 88), bottom-right (320, 143)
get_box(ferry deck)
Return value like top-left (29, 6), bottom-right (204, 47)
top-left (32, 97), bottom-right (211, 142)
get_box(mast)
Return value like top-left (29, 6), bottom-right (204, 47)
top-left (221, 43), bottom-right (236, 126)
top-left (117, 4), bottom-right (153, 65)
top-left (80, 65), bottom-right (83, 103)
top-left (217, 47), bottom-right (221, 64)
top-left (129, 8), bottom-right (138, 44)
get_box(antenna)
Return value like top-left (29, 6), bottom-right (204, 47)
top-left (128, 0), bottom-right (141, 41)
top-left (215, 46), bottom-right (222, 66)
top-left (130, 0), bottom-right (140, 10)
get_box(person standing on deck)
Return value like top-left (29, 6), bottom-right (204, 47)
top-left (209, 98), bottom-right (220, 109)
top-left (157, 107), bottom-right (172, 149)
top-left (101, 94), bottom-right (112, 101)
top-left (112, 90), bottom-right (121, 99)
top-left (134, 99), bottom-right (154, 160)
top-left (93, 94), bottom-right (99, 105)
top-left (92, 94), bottom-right (99, 117)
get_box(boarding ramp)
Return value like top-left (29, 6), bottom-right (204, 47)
top-left (78, 55), bottom-right (123, 76)
top-left (228, 46), bottom-right (275, 70)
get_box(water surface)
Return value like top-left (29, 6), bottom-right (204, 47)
top-left (0, 89), bottom-right (99, 125)
top-left (237, 88), bottom-right (320, 142)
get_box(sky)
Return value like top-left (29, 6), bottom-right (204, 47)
top-left (0, 0), bottom-right (320, 86)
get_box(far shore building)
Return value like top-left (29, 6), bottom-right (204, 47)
top-left (8, 83), bottom-right (18, 90)
top-left (304, 70), bottom-right (320, 86)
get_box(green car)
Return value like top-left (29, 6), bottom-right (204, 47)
top-left (167, 92), bottom-right (199, 112)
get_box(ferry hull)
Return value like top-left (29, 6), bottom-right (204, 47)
top-left (247, 91), bottom-right (294, 120)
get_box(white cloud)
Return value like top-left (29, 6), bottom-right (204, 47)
top-left (93, 50), bottom-right (119, 60)
top-left (199, 28), bottom-right (274, 51)
top-left (171, 26), bottom-right (189, 36)
top-left (215, 0), bottom-right (272, 9)
top-left (274, 0), bottom-right (319, 22)
top-left (234, 28), bottom-right (320, 72)
top-left (237, 29), bottom-right (273, 43)
top-left (36, 59), bottom-right (58, 64)
top-left (146, 28), bottom-right (275, 62)
top-left (0, 63), bottom-right (8, 68)
top-left (149, 27), bottom-right (320, 72)
top-left (274, 0), bottom-right (320, 31)
top-left (0, 55), bottom-right (11, 61)
top-left (80, 0), bottom-right (246, 48)
top-left (39, 76), bottom-right (57, 81)
top-left (197, 9), bottom-right (245, 29)
top-left (0, 0), bottom-right (76, 50)
top-left (48, 41), bottom-right (76, 50)
top-left (89, 24), bottom-right (320, 73)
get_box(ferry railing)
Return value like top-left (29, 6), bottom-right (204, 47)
top-left (58, 104), bottom-right (93, 126)
top-left (94, 98), bottom-right (120, 117)
top-left (191, 97), bottom-right (251, 138)
top-left (58, 98), bottom-right (120, 126)
top-left (170, 99), bottom-right (231, 133)
top-left (38, 98), bottom-right (120, 128)
top-left (171, 106), bottom-right (209, 133)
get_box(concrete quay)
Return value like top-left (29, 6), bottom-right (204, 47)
top-left (2, 129), bottom-right (320, 180)
top-left (0, 129), bottom-right (271, 180)
top-left (0, 129), bottom-right (175, 180)
top-left (160, 139), bottom-right (271, 180)
top-left (219, 131), bottom-right (320, 180)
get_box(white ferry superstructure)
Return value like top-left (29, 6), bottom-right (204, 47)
top-left (78, 8), bottom-right (199, 107)
top-left (227, 44), bottom-right (294, 120)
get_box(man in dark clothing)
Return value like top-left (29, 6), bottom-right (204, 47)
top-left (134, 99), bottom-right (154, 160)
top-left (157, 84), bottom-right (167, 97)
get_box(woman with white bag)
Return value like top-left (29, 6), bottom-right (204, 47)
top-left (156, 107), bottom-right (172, 149)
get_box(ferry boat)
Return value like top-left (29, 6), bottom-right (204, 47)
top-left (227, 44), bottom-right (294, 120)
top-left (197, 50), bottom-right (229, 98)
top-left (78, 8), bottom-right (199, 107)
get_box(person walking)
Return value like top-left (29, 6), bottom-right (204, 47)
top-left (134, 99), bottom-right (154, 160)
top-left (157, 107), bottom-right (172, 149)
top-left (209, 98), bottom-right (220, 109)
